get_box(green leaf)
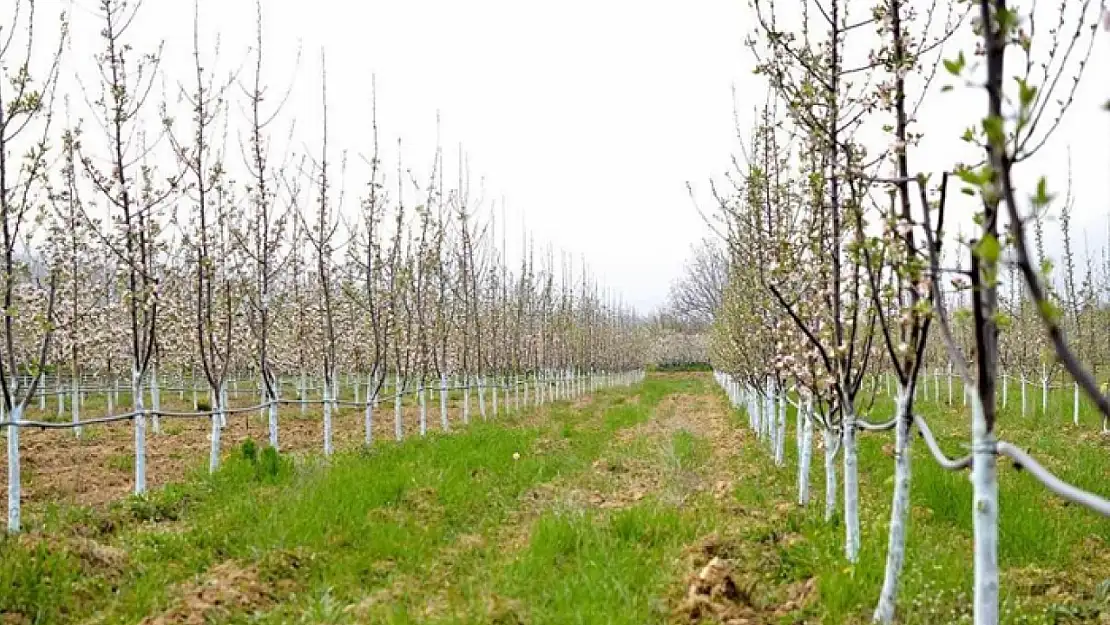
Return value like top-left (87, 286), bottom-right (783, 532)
top-left (982, 115), bottom-right (1005, 146)
top-left (975, 234), bottom-right (1002, 264)
top-left (1031, 176), bottom-right (1054, 208)
top-left (943, 51), bottom-right (966, 76)
top-left (1038, 298), bottom-right (1062, 325)
top-left (1016, 77), bottom-right (1037, 109)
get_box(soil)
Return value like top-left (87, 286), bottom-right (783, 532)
top-left (1, 394), bottom-right (500, 520)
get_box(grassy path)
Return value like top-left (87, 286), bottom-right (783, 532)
top-left (2, 373), bottom-right (750, 624)
top-left (5, 372), bottom-right (1105, 624)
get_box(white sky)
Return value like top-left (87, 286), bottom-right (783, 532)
top-left (15, 0), bottom-right (1110, 311)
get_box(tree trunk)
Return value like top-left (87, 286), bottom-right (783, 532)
top-left (268, 396), bottom-right (279, 451)
top-left (971, 394), bottom-right (999, 625)
top-left (478, 376), bottom-right (487, 419)
top-left (842, 404), bottom-right (860, 562)
top-left (133, 368), bottom-right (147, 495)
top-left (209, 387), bottom-right (223, 473)
top-left (364, 378), bottom-right (376, 446)
top-left (323, 374), bottom-right (334, 455)
top-left (824, 426), bottom-right (837, 522)
top-left (774, 390), bottom-right (786, 466)
top-left (874, 386), bottom-right (912, 623)
top-left (7, 403), bottom-right (21, 533)
top-left (463, 376), bottom-right (471, 424)
top-left (394, 373), bottom-right (404, 441)
top-left (419, 379), bottom-right (427, 436)
top-left (798, 398), bottom-right (813, 506)
top-left (440, 372), bottom-right (449, 431)
top-left (71, 377), bottom-right (82, 439)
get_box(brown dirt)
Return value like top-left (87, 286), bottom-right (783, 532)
top-left (671, 533), bottom-right (816, 625)
top-left (1, 394), bottom-right (515, 523)
top-left (16, 533), bottom-right (131, 579)
top-left (139, 550), bottom-right (309, 625)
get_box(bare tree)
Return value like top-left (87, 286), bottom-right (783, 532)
top-left (667, 237), bottom-right (728, 327)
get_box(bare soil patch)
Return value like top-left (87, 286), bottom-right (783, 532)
top-left (139, 550), bottom-right (309, 625)
top-left (1, 395), bottom-right (499, 521)
top-left (672, 533), bottom-right (816, 625)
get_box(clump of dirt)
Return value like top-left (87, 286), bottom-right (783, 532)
top-left (69, 536), bottom-right (130, 576)
top-left (484, 594), bottom-right (529, 624)
top-left (15, 533), bottom-right (130, 579)
top-left (400, 487), bottom-right (443, 516)
top-left (141, 551), bottom-right (306, 625)
top-left (671, 533), bottom-right (816, 624)
top-left (676, 555), bottom-right (757, 623)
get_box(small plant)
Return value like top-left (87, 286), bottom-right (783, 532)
top-left (240, 438), bottom-right (259, 463)
top-left (195, 399), bottom-right (211, 412)
top-left (257, 446), bottom-right (284, 482)
top-left (234, 438), bottom-right (288, 483)
top-left (105, 453), bottom-right (134, 472)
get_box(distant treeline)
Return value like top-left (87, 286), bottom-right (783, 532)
top-left (647, 362), bottom-right (712, 372)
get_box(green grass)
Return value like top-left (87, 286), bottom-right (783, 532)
top-left (728, 376), bottom-right (1110, 624)
top-left (0, 377), bottom-right (675, 624)
top-left (2, 372), bottom-right (1107, 624)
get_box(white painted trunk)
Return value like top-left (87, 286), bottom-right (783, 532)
top-left (842, 405), bottom-right (860, 562)
top-left (774, 391), bottom-right (786, 466)
top-left (1041, 373), bottom-right (1048, 415)
top-left (753, 391), bottom-right (763, 435)
top-left (764, 384), bottom-right (775, 445)
top-left (7, 404), bottom-right (22, 533)
top-left (268, 399), bottom-right (279, 450)
top-left (419, 380), bottom-right (427, 436)
top-left (796, 394), bottom-right (803, 457)
top-left (1002, 374), bottom-right (1008, 408)
top-left (824, 426), bottom-right (837, 522)
top-left (394, 374), bottom-right (404, 441)
top-left (108, 381), bottom-right (115, 416)
top-left (1021, 376), bottom-right (1027, 417)
top-left (492, 378), bottom-right (498, 417)
top-left (463, 377), bottom-right (471, 424)
top-left (478, 376), bottom-right (487, 419)
top-left (365, 388), bottom-right (376, 446)
top-left (72, 377), bottom-right (82, 438)
top-left (947, 367), bottom-right (953, 404)
top-left (323, 375), bottom-right (334, 456)
top-left (133, 370), bottom-right (147, 495)
top-left (299, 371), bottom-right (307, 416)
top-left (440, 373), bottom-right (449, 431)
top-left (1073, 382), bottom-right (1079, 426)
top-left (209, 390), bottom-right (223, 473)
top-left (970, 394), bottom-right (999, 625)
top-left (874, 386), bottom-right (912, 624)
top-left (798, 399), bottom-right (813, 506)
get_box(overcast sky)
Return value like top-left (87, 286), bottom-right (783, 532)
top-left (23, 0), bottom-right (1110, 311)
